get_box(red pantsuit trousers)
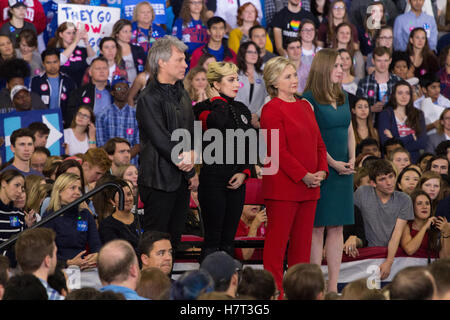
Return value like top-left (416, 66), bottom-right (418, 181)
top-left (263, 199), bottom-right (317, 297)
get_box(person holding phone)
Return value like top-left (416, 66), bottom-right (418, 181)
top-left (234, 205), bottom-right (267, 261)
top-left (193, 61), bottom-right (254, 261)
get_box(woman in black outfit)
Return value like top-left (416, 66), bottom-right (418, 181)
top-left (193, 61), bottom-right (254, 260)
top-left (97, 177), bottom-right (142, 253)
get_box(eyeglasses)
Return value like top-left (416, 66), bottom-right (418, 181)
top-left (246, 50), bottom-right (258, 55)
top-left (190, 1), bottom-right (203, 5)
top-left (114, 86), bottom-right (128, 91)
top-left (379, 36), bottom-right (393, 40)
top-left (301, 28), bottom-right (315, 33)
top-left (333, 5), bottom-right (345, 10)
top-left (77, 112), bottom-right (90, 120)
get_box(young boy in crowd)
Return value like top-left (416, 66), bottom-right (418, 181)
top-left (414, 73), bottom-right (450, 134)
top-left (354, 159), bottom-right (414, 280)
top-left (189, 17), bottom-right (237, 68)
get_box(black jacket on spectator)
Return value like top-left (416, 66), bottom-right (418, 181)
top-left (66, 82), bottom-right (112, 128)
top-left (30, 72), bottom-right (77, 119)
top-left (130, 44), bottom-right (147, 74)
top-left (136, 78), bottom-right (196, 192)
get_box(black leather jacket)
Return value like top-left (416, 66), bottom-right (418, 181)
top-left (136, 78), bottom-right (196, 192)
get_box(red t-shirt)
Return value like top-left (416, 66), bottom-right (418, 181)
top-left (234, 219), bottom-right (265, 261)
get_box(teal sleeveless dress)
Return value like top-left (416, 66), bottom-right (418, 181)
top-left (302, 91), bottom-right (354, 227)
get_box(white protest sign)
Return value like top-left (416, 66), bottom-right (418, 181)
top-left (57, 4), bottom-right (121, 53)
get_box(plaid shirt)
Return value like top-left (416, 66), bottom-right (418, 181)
top-left (356, 73), bottom-right (401, 107)
top-left (265, 0), bottom-right (311, 26)
top-left (39, 279), bottom-right (65, 300)
top-left (95, 104), bottom-right (140, 166)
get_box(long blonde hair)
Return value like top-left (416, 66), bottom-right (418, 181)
top-left (304, 48), bottom-right (345, 105)
top-left (47, 173), bottom-right (81, 212)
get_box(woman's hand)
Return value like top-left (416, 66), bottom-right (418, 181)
top-left (435, 216), bottom-right (450, 234)
top-left (88, 122), bottom-right (96, 139)
top-left (67, 250), bottom-right (87, 267)
top-left (209, 87), bottom-right (221, 98)
top-left (383, 129), bottom-right (393, 139)
top-left (332, 161), bottom-right (355, 175)
top-left (227, 173), bottom-right (246, 189)
top-left (424, 216), bottom-right (437, 230)
top-left (343, 235), bottom-right (360, 258)
top-left (24, 209), bottom-right (37, 228)
top-left (81, 253), bottom-right (98, 270)
top-left (302, 172), bottom-right (322, 188)
top-left (252, 208), bottom-right (267, 229)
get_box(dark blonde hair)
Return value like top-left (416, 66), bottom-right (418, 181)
top-left (184, 66), bottom-right (207, 101)
top-left (304, 48), bottom-right (345, 105)
top-left (179, 0), bottom-right (208, 25)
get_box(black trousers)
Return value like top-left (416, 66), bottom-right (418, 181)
top-left (139, 180), bottom-right (190, 252)
top-left (198, 173), bottom-right (246, 260)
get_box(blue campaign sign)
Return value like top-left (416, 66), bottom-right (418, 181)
top-left (122, 0), bottom-right (166, 25)
top-left (1, 109), bottom-right (64, 162)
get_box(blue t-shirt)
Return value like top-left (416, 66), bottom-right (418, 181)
top-left (208, 45), bottom-right (225, 62)
top-left (94, 88), bottom-right (111, 117)
top-left (1, 164), bottom-right (43, 177)
top-left (48, 76), bottom-right (60, 110)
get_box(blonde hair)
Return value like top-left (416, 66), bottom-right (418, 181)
top-left (132, 2), bottom-right (155, 23)
top-left (47, 173), bottom-right (81, 212)
top-left (263, 56), bottom-right (297, 98)
top-left (304, 48), bottom-right (345, 105)
top-left (184, 66), bottom-right (207, 101)
top-left (26, 183), bottom-right (52, 213)
top-left (205, 62), bottom-right (238, 98)
top-left (114, 164), bottom-right (136, 180)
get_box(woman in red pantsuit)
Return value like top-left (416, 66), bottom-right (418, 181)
top-left (260, 57), bottom-right (329, 299)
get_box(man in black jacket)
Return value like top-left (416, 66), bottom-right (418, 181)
top-left (136, 35), bottom-right (199, 254)
top-left (66, 57), bottom-right (111, 128)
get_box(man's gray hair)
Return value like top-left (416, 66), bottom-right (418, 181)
top-left (147, 35), bottom-right (188, 79)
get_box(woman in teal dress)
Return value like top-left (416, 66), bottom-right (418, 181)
top-left (302, 48), bottom-right (356, 293)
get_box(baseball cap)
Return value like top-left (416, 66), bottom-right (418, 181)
top-left (10, 85), bottom-right (29, 100)
top-left (8, 0), bottom-right (27, 8)
top-left (200, 251), bottom-right (242, 288)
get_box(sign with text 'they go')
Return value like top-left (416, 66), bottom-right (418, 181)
top-left (57, 4), bottom-right (121, 53)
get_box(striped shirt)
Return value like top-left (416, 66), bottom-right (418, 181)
top-left (0, 200), bottom-right (25, 244)
top-left (39, 278), bottom-right (65, 300)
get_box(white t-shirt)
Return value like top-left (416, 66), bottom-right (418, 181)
top-left (64, 128), bottom-right (89, 156)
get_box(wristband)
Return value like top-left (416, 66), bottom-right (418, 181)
top-left (89, 140), bottom-right (96, 145)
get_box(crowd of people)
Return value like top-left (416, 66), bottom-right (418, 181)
top-left (0, 0), bottom-right (449, 301)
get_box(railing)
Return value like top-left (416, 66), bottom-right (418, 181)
top-left (0, 182), bottom-right (125, 252)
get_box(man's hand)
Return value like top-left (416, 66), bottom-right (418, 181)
top-left (379, 260), bottom-right (393, 280)
top-left (177, 151), bottom-right (195, 172)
